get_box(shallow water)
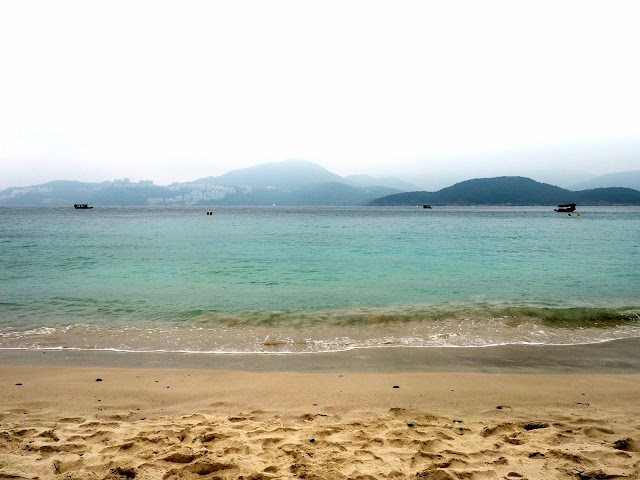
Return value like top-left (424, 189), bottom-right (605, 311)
top-left (1, 206), bottom-right (639, 353)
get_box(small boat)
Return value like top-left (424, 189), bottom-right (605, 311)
top-left (74, 204), bottom-right (93, 209)
top-left (554, 203), bottom-right (576, 213)
top-left (423, 205), bottom-right (432, 209)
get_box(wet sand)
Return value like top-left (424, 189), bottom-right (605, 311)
top-left (1, 341), bottom-right (639, 479)
top-left (2, 337), bottom-right (640, 373)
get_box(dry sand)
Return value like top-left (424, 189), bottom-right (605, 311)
top-left (1, 364), bottom-right (639, 480)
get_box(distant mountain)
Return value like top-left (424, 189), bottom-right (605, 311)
top-left (0, 180), bottom-right (175, 207)
top-left (7, 166), bottom-right (637, 208)
top-left (0, 160), bottom-right (404, 206)
top-left (206, 182), bottom-right (400, 206)
top-left (367, 176), bottom-right (640, 206)
top-left (571, 171), bottom-right (640, 191)
top-left (195, 160), bottom-right (422, 191)
top-left (343, 174), bottom-right (420, 191)
top-left (0, 180), bottom-right (400, 207)
top-left (195, 159), bottom-right (344, 188)
top-left (0, 160), bottom-right (412, 206)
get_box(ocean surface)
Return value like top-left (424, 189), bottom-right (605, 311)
top-left (1, 206), bottom-right (639, 354)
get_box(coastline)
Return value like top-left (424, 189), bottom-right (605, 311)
top-left (1, 340), bottom-right (639, 479)
top-left (1, 336), bottom-right (640, 373)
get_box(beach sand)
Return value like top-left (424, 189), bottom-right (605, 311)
top-left (1, 345), bottom-right (640, 479)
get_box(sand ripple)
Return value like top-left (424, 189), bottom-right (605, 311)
top-left (1, 408), bottom-right (638, 479)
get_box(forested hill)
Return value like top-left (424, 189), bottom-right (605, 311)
top-left (367, 176), bottom-right (640, 206)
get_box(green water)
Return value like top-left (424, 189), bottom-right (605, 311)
top-left (1, 206), bottom-right (639, 353)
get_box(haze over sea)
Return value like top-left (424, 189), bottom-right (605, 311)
top-left (1, 206), bottom-right (639, 354)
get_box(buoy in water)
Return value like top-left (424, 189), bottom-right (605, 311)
top-left (577, 212), bottom-right (581, 216)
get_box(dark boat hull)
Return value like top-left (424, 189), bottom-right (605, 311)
top-left (554, 203), bottom-right (576, 213)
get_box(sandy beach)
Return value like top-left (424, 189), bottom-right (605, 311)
top-left (1, 344), bottom-right (640, 480)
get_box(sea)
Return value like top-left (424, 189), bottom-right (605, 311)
top-left (1, 206), bottom-right (639, 354)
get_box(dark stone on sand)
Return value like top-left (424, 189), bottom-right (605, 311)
top-left (613, 438), bottom-right (638, 452)
top-left (112, 466), bottom-right (136, 479)
top-left (523, 422), bottom-right (549, 431)
top-left (613, 438), bottom-right (631, 450)
top-left (96, 378), bottom-right (102, 382)
top-left (393, 385), bottom-right (399, 389)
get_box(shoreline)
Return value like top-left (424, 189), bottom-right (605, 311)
top-left (1, 337), bottom-right (640, 373)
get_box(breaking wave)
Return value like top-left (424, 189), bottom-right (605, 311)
top-left (1, 303), bottom-right (639, 354)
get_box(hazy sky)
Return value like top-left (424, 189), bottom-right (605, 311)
top-left (1, 0), bottom-right (639, 190)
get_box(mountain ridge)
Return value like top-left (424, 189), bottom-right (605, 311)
top-left (2, 163), bottom-right (640, 206)
top-left (367, 176), bottom-right (640, 206)
top-left (570, 170), bottom-right (640, 191)
top-left (194, 159), bottom-right (344, 188)
top-left (0, 160), bottom-right (403, 206)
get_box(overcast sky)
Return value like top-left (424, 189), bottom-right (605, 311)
top-left (1, 0), bottom-right (639, 190)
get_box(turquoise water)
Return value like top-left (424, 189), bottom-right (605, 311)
top-left (1, 206), bottom-right (639, 353)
